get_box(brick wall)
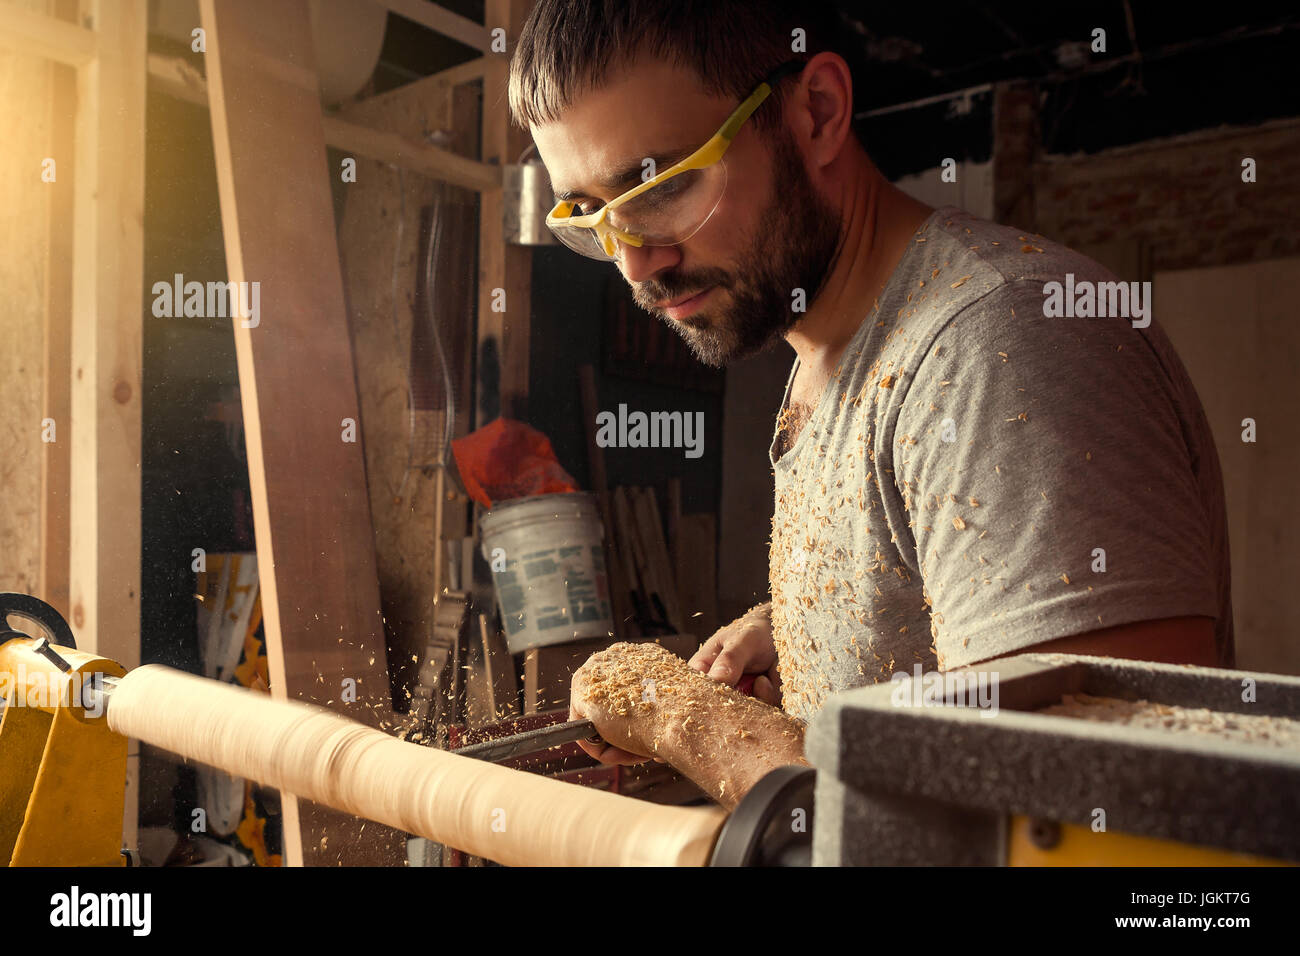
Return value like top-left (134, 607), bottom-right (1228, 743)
top-left (994, 82), bottom-right (1300, 273)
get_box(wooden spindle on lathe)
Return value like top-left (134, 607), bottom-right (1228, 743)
top-left (106, 665), bottom-right (725, 866)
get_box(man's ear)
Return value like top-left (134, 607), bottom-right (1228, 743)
top-left (789, 51), bottom-right (854, 170)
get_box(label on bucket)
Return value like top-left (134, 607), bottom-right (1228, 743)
top-left (494, 544), bottom-right (611, 644)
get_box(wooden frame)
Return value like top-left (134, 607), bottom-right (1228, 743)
top-left (38, 0), bottom-right (80, 627)
top-left (72, 0), bottom-right (146, 858)
top-left (370, 0), bottom-right (490, 52)
top-left (145, 54), bottom-right (502, 194)
top-left (477, 0), bottom-right (534, 422)
top-left (0, 1), bottom-right (96, 65)
top-left (1, 0), bottom-right (149, 855)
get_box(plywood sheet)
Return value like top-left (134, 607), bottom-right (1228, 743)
top-left (199, 0), bottom-right (404, 865)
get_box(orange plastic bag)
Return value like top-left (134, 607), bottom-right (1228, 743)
top-left (451, 417), bottom-right (580, 508)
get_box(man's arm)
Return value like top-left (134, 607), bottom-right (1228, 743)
top-left (892, 279), bottom-right (1224, 673)
top-left (571, 641), bottom-right (808, 811)
top-left (649, 675), bottom-right (808, 811)
top-left (978, 615), bottom-right (1217, 667)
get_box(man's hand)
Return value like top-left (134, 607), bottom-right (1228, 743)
top-left (566, 640), bottom-right (808, 808)
top-left (688, 603), bottom-right (782, 706)
top-left (569, 651), bottom-right (658, 766)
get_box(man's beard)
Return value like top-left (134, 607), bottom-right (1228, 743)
top-left (631, 129), bottom-right (841, 367)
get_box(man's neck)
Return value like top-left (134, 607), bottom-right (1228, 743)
top-left (785, 153), bottom-right (934, 377)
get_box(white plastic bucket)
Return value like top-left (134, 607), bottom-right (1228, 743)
top-left (479, 492), bottom-right (614, 653)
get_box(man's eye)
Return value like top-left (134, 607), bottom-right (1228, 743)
top-left (574, 201), bottom-right (603, 216)
top-left (653, 177), bottom-right (687, 199)
top-left (634, 173), bottom-right (695, 210)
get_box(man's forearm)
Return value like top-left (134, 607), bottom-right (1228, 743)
top-left (649, 686), bottom-right (808, 810)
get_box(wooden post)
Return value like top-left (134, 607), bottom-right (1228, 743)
top-left (477, 0), bottom-right (534, 424)
top-left (199, 0), bottom-right (404, 866)
top-left (66, 0), bottom-right (147, 854)
top-left (38, 0), bottom-right (78, 623)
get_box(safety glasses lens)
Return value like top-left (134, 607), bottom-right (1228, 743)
top-left (547, 221), bottom-right (617, 261)
top-left (545, 161), bottom-right (727, 261)
top-left (609, 162), bottom-right (727, 245)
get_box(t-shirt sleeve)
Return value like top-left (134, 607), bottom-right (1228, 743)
top-left (885, 278), bottom-right (1218, 669)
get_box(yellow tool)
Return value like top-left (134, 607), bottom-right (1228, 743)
top-left (0, 595), bottom-right (127, 867)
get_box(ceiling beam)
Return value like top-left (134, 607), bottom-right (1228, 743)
top-left (368, 0), bottom-right (490, 52)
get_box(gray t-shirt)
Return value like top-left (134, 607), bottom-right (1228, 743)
top-left (768, 204), bottom-right (1233, 726)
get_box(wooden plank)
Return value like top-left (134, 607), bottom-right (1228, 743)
top-left (66, 0), bottom-right (147, 854)
top-left (1, 0), bottom-right (56, 605)
top-left (578, 364), bottom-right (632, 640)
top-left (0, 2), bottom-right (96, 66)
top-left (371, 0), bottom-right (490, 52)
top-left (321, 114), bottom-right (500, 192)
top-left (666, 478), bottom-right (682, 560)
top-left (143, 54), bottom-right (501, 191)
top-left (427, 56), bottom-right (485, 88)
top-left (39, 0), bottom-right (77, 620)
top-left (347, 56), bottom-right (484, 122)
top-left (446, 80), bottom-right (481, 444)
top-left (674, 513), bottom-right (718, 641)
top-left (632, 487), bottom-right (682, 630)
top-left (465, 626), bottom-right (490, 726)
top-left (481, 614), bottom-right (519, 717)
top-left (465, 613), bottom-right (518, 726)
top-left (476, 0), bottom-right (533, 423)
top-left (609, 489), bottom-right (641, 601)
top-left (643, 487), bottom-right (682, 625)
top-left (612, 487), bottom-right (654, 625)
top-left (198, 0), bottom-right (404, 866)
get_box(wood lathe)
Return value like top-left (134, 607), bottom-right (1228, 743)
top-left (2, 593), bottom-right (1297, 867)
top-left (0, 594), bottom-right (785, 866)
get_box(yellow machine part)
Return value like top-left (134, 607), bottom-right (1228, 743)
top-left (1008, 816), bottom-right (1293, 866)
top-left (0, 639), bottom-right (127, 867)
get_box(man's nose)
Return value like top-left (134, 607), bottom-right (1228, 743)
top-left (618, 241), bottom-right (682, 284)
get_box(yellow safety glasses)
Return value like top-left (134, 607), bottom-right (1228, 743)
top-left (545, 61), bottom-right (806, 261)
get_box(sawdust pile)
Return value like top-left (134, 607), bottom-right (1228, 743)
top-left (1039, 692), bottom-right (1300, 749)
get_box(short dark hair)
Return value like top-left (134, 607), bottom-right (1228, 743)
top-left (508, 0), bottom-right (855, 135)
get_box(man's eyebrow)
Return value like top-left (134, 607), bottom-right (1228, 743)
top-left (553, 146), bottom-right (697, 201)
